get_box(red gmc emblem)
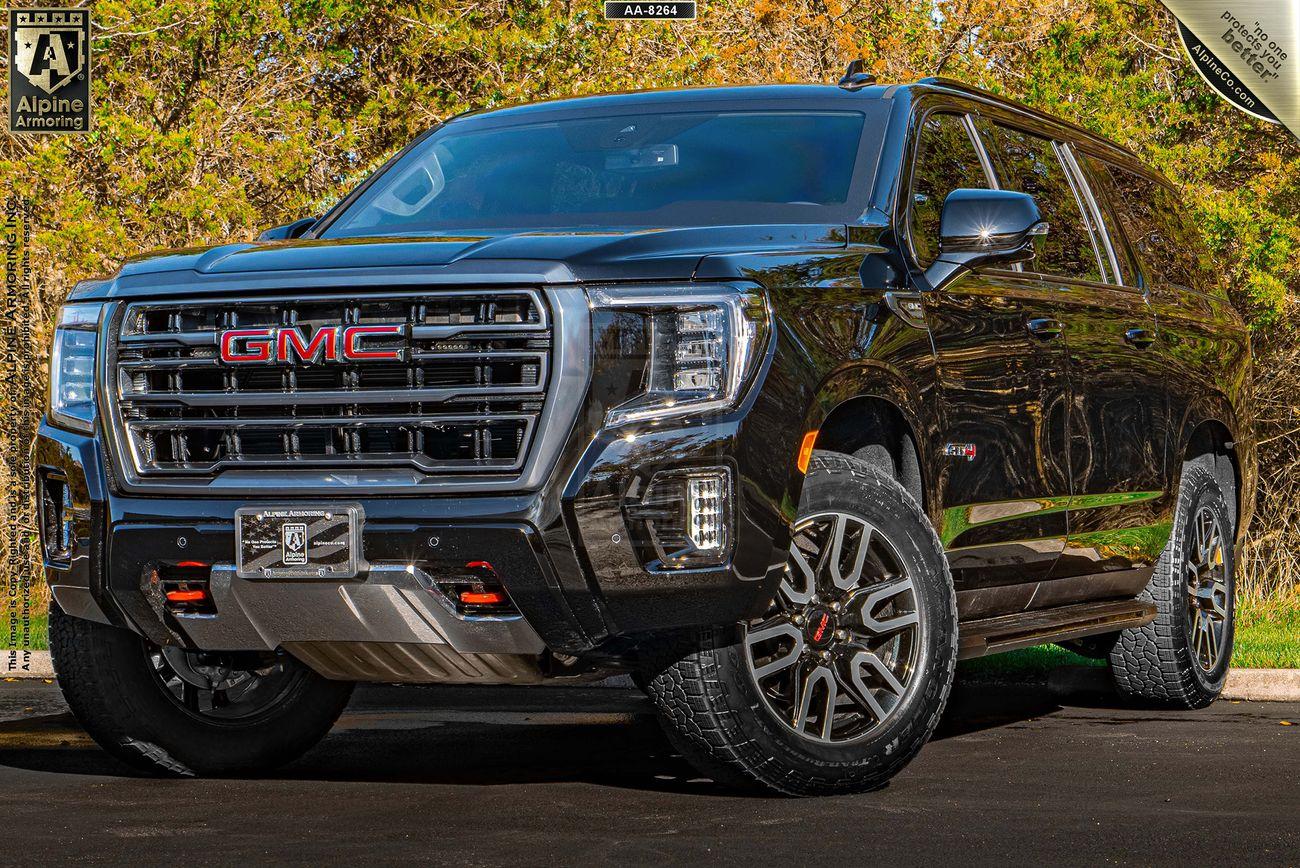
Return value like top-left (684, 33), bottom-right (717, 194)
top-left (219, 325), bottom-right (404, 364)
top-left (812, 612), bottom-right (831, 643)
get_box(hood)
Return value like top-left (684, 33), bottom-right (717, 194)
top-left (73, 225), bottom-right (852, 300)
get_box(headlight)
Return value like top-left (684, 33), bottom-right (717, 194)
top-left (49, 303), bottom-right (103, 433)
top-left (589, 285), bottom-right (769, 427)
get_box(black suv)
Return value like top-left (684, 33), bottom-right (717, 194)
top-left (36, 74), bottom-right (1254, 795)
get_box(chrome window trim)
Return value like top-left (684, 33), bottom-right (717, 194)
top-left (1058, 142), bottom-right (1128, 290)
top-left (1049, 138), bottom-right (1112, 285)
top-left (961, 113), bottom-right (1001, 192)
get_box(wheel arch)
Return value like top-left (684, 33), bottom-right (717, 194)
top-left (799, 363), bottom-right (932, 516)
top-left (1177, 404), bottom-right (1241, 533)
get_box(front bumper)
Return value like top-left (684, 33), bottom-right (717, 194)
top-left (36, 384), bottom-right (800, 675)
top-left (182, 563), bottom-right (549, 684)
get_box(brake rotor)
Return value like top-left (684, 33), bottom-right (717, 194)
top-left (159, 646), bottom-right (252, 692)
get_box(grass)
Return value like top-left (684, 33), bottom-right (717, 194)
top-left (1235, 596), bottom-right (1300, 668)
top-left (1, 611), bottom-right (48, 652)
top-left (1, 599), bottom-right (1297, 672)
top-left (959, 595), bottom-right (1300, 680)
top-left (958, 643), bottom-right (1103, 682)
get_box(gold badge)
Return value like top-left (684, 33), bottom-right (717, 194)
top-left (8, 8), bottom-right (91, 133)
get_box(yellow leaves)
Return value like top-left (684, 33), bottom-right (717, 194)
top-left (1257, 151), bottom-right (1284, 174)
top-left (0, 0), bottom-right (1297, 604)
top-left (751, 0), bottom-right (778, 29)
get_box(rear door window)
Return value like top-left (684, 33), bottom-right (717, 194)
top-left (1092, 163), bottom-right (1221, 295)
top-left (907, 112), bottom-right (993, 268)
top-left (978, 122), bottom-right (1105, 283)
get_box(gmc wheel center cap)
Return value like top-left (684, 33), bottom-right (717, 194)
top-left (804, 606), bottom-right (838, 649)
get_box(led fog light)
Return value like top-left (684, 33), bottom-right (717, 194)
top-left (687, 474), bottom-right (726, 552)
top-left (37, 472), bottom-right (73, 564)
top-left (626, 467), bottom-right (734, 568)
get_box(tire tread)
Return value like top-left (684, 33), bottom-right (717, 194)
top-left (643, 451), bottom-right (957, 795)
top-left (51, 604), bottom-right (352, 776)
top-left (1109, 461), bottom-right (1232, 709)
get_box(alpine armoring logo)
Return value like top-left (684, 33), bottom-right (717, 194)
top-left (8, 8), bottom-right (91, 133)
top-left (218, 325), bottom-right (404, 364)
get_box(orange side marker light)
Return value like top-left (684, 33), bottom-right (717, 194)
top-left (165, 589), bottom-right (208, 603)
top-left (797, 430), bottom-right (819, 474)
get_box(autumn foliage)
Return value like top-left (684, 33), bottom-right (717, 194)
top-left (1, 0), bottom-right (1297, 615)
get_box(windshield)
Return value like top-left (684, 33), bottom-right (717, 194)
top-left (320, 108), bottom-right (880, 237)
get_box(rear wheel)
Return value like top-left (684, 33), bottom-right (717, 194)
top-left (51, 604), bottom-right (353, 776)
top-left (1109, 461), bottom-right (1235, 708)
top-left (643, 452), bottom-right (957, 796)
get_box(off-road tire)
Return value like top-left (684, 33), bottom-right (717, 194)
top-left (641, 451), bottom-right (958, 796)
top-left (51, 604), bottom-right (353, 776)
top-left (1109, 460), bottom-right (1235, 708)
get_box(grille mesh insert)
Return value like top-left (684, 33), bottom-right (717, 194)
top-left (110, 290), bottom-right (550, 476)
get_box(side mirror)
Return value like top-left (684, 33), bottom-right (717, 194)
top-left (923, 189), bottom-right (1048, 291)
top-left (257, 216), bottom-right (317, 241)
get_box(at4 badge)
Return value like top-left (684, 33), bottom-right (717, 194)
top-left (943, 443), bottom-right (977, 461)
top-left (8, 8), bottom-right (91, 133)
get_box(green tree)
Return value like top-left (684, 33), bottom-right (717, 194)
top-left (2, 1), bottom-right (1297, 633)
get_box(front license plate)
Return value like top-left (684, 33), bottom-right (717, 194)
top-left (235, 505), bottom-right (362, 579)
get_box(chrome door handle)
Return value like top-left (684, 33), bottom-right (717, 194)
top-left (1124, 327), bottom-right (1156, 349)
top-left (1026, 317), bottom-right (1063, 339)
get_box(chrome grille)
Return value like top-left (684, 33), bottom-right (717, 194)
top-left (110, 290), bottom-right (550, 477)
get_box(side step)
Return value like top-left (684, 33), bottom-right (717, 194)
top-left (957, 598), bottom-right (1157, 661)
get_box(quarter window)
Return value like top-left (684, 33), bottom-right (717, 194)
top-left (908, 113), bottom-right (991, 268)
top-left (979, 123), bottom-right (1104, 282)
top-left (1094, 163), bottom-right (1220, 295)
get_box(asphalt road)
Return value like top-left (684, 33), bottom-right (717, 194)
top-left (1, 676), bottom-right (1297, 866)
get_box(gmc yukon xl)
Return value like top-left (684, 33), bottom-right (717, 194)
top-left (35, 72), bottom-right (1254, 795)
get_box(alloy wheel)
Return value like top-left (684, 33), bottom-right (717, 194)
top-left (147, 644), bottom-right (303, 723)
top-left (744, 511), bottom-right (925, 744)
top-left (1185, 505), bottom-right (1230, 672)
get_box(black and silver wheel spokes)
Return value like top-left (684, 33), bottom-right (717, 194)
top-left (745, 512), bottom-right (924, 744)
top-left (149, 645), bottom-right (299, 722)
top-left (1185, 506), bottom-right (1229, 672)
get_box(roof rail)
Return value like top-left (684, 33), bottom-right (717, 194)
top-left (913, 76), bottom-right (1145, 164)
top-left (916, 76), bottom-right (994, 97)
top-left (838, 60), bottom-right (877, 91)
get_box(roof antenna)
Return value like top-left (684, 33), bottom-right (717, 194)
top-left (838, 59), bottom-right (876, 91)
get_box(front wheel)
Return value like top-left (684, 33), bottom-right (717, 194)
top-left (51, 604), bottom-right (353, 776)
top-left (643, 452), bottom-right (957, 796)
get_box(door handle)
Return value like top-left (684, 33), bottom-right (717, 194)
top-left (1124, 327), bottom-right (1156, 349)
top-left (1026, 317), bottom-right (1063, 339)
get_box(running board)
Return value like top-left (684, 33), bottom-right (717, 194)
top-left (957, 599), bottom-right (1157, 660)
